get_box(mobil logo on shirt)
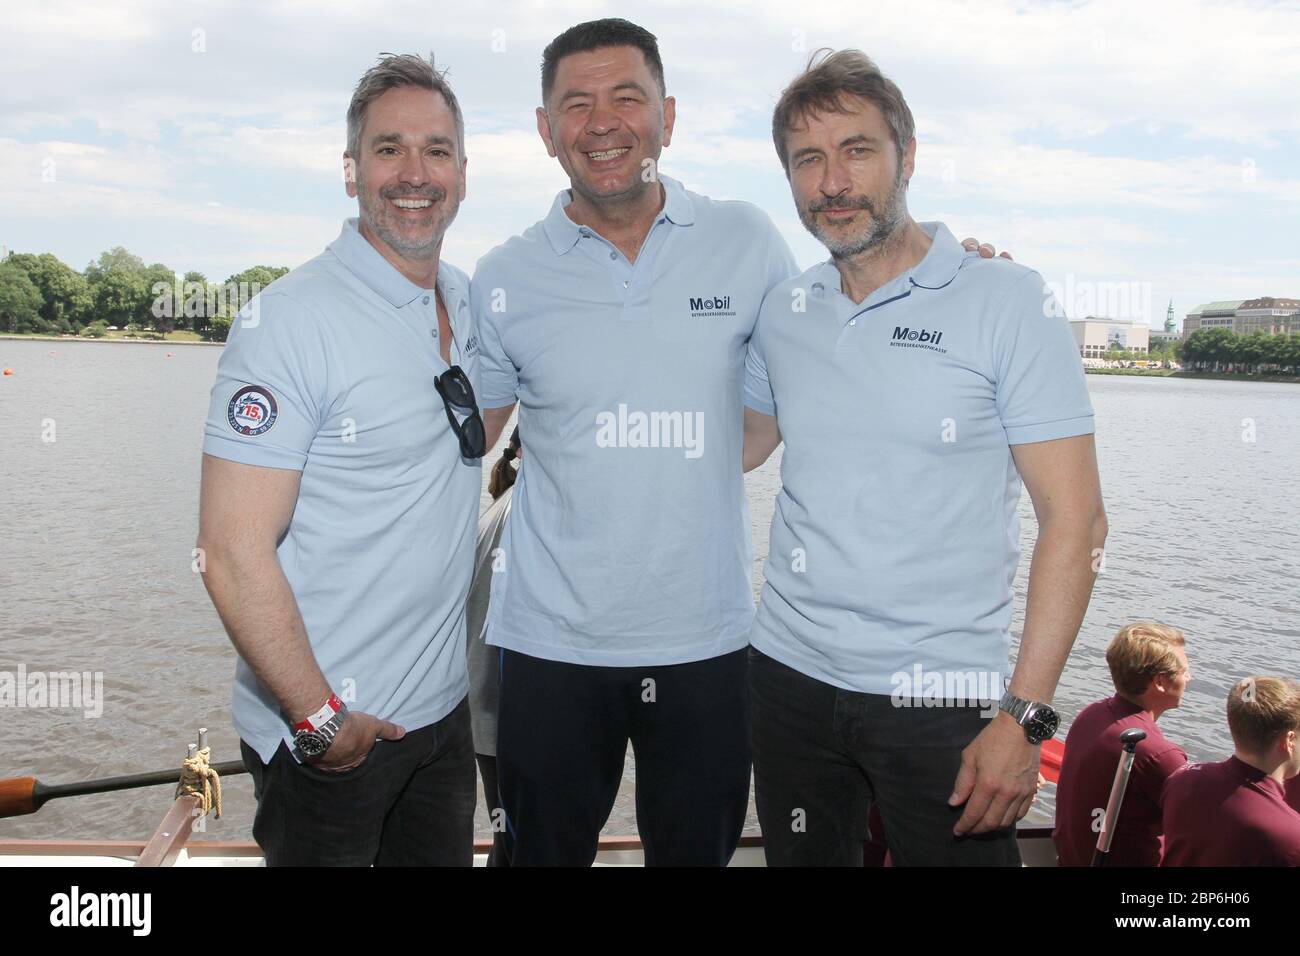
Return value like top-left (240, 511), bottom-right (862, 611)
top-left (888, 325), bottom-right (947, 354)
top-left (688, 294), bottom-right (736, 318)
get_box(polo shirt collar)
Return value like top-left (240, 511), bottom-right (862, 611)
top-left (1225, 755), bottom-right (1286, 799)
top-left (811, 220), bottom-right (970, 299)
top-left (1109, 694), bottom-right (1146, 719)
top-left (329, 217), bottom-right (451, 308)
top-left (909, 221), bottom-right (967, 289)
top-left (542, 173), bottom-right (695, 256)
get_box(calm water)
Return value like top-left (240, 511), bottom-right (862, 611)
top-left (1, 338), bottom-right (1297, 843)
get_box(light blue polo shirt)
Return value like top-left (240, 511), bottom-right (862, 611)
top-left (744, 221), bottom-right (1094, 695)
top-left (202, 218), bottom-right (481, 763)
top-left (472, 174), bottom-right (798, 666)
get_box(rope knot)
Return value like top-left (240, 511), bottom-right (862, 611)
top-left (176, 746), bottom-right (223, 819)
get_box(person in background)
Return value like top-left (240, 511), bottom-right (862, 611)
top-left (1162, 676), bottom-right (1300, 866)
top-left (1052, 623), bottom-right (1190, 866)
top-left (466, 426), bottom-right (521, 867)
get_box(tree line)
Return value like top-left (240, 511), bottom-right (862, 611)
top-left (1181, 327), bottom-right (1300, 375)
top-left (0, 247), bottom-right (287, 342)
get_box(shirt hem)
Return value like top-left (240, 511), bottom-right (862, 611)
top-left (486, 625), bottom-right (750, 668)
top-left (202, 434), bottom-right (308, 471)
top-left (1004, 414), bottom-right (1095, 446)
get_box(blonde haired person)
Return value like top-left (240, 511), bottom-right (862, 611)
top-left (1162, 677), bottom-right (1300, 866)
top-left (1053, 623), bottom-right (1191, 866)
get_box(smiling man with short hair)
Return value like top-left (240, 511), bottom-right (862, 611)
top-left (471, 18), bottom-right (800, 866)
top-left (197, 53), bottom-right (482, 866)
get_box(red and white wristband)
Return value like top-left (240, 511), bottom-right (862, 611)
top-left (292, 692), bottom-right (344, 734)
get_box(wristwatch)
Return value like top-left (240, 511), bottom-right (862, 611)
top-left (999, 691), bottom-right (1059, 744)
top-left (291, 693), bottom-right (349, 760)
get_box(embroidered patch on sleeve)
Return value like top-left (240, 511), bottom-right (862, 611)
top-left (227, 385), bottom-right (279, 436)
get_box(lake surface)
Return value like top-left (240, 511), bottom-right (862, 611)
top-left (2, 338), bottom-right (1297, 845)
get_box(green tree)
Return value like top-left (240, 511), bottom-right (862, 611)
top-left (142, 262), bottom-right (177, 331)
top-left (198, 314), bottom-right (232, 343)
top-left (84, 246), bottom-right (146, 282)
top-left (92, 266), bottom-right (148, 327)
top-left (0, 258), bottom-right (46, 333)
top-left (173, 271), bottom-right (208, 331)
top-left (1235, 332), bottom-right (1269, 373)
top-left (5, 252), bottom-right (91, 326)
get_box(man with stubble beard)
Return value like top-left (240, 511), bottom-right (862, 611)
top-left (743, 50), bottom-right (1107, 866)
top-left (197, 54), bottom-right (484, 866)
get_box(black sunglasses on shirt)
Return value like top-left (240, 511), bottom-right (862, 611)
top-left (434, 365), bottom-right (486, 459)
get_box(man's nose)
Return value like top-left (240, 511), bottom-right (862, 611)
top-left (820, 153), bottom-right (851, 198)
top-left (587, 107), bottom-right (621, 138)
top-left (398, 148), bottom-right (429, 184)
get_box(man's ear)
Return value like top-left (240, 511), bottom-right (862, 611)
top-left (536, 107), bottom-right (558, 158)
top-left (661, 95), bottom-right (676, 149)
top-left (901, 136), bottom-right (917, 187)
top-left (343, 152), bottom-right (358, 198)
top-left (459, 155), bottom-right (468, 202)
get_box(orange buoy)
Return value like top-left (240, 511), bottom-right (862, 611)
top-left (2, 368), bottom-right (13, 376)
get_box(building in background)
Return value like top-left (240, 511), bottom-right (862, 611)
top-left (1235, 297), bottom-right (1300, 335)
top-left (1069, 316), bottom-right (1150, 359)
top-left (1182, 298), bottom-right (1299, 338)
top-left (1149, 299), bottom-right (1181, 349)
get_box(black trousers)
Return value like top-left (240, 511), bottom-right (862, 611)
top-left (475, 753), bottom-right (510, 867)
top-left (496, 646), bottom-right (751, 866)
top-left (240, 696), bottom-right (476, 866)
top-left (749, 647), bottom-right (1020, 867)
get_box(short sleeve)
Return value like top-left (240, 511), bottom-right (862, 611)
top-left (470, 268), bottom-right (519, 409)
top-left (1137, 745), bottom-right (1189, 808)
top-left (744, 323), bottom-right (776, 417)
top-left (992, 272), bottom-right (1095, 445)
top-left (201, 293), bottom-right (328, 471)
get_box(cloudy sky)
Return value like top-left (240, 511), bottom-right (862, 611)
top-left (2, 0), bottom-right (1297, 328)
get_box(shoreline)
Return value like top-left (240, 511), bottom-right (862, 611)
top-left (1084, 367), bottom-right (1300, 384)
top-left (8, 337), bottom-right (1295, 381)
top-left (0, 333), bottom-right (222, 348)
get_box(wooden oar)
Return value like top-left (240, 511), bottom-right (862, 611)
top-left (0, 760), bottom-right (248, 819)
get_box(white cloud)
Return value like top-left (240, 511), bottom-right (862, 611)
top-left (0, 0), bottom-right (1295, 311)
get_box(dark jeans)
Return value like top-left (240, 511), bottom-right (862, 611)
top-left (240, 696), bottom-right (476, 866)
top-left (496, 646), bottom-right (751, 866)
top-left (749, 647), bottom-right (1020, 867)
top-left (475, 753), bottom-right (510, 867)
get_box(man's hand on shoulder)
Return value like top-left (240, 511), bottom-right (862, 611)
top-left (961, 237), bottom-right (1013, 261)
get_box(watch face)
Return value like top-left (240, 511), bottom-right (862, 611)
top-left (295, 730), bottom-right (328, 757)
top-left (1025, 706), bottom-right (1060, 743)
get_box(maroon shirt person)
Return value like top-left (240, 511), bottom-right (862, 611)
top-left (1162, 676), bottom-right (1300, 867)
top-left (1054, 623), bottom-right (1190, 866)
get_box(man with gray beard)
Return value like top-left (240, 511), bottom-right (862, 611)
top-left (743, 50), bottom-right (1107, 866)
